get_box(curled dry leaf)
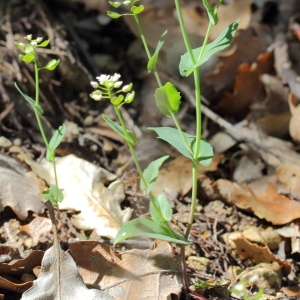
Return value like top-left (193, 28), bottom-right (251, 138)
top-left (69, 240), bottom-right (182, 300)
top-left (26, 154), bottom-right (132, 239)
top-left (21, 217), bottom-right (52, 247)
top-left (0, 154), bottom-right (44, 219)
top-left (200, 175), bottom-right (300, 225)
top-left (288, 92), bottom-right (300, 142)
top-left (0, 250), bottom-right (44, 275)
top-left (0, 276), bottom-right (33, 294)
top-left (21, 245), bottom-right (113, 300)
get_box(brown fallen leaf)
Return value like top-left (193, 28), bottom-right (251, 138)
top-left (152, 154), bottom-right (223, 197)
top-left (0, 276), bottom-right (33, 294)
top-left (69, 240), bottom-right (182, 300)
top-left (214, 52), bottom-right (273, 117)
top-left (21, 245), bottom-right (113, 300)
top-left (232, 237), bottom-right (283, 265)
top-left (281, 286), bottom-right (300, 297)
top-left (288, 92), bottom-right (300, 142)
top-left (205, 30), bottom-right (270, 93)
top-left (21, 217), bottom-right (52, 247)
top-left (0, 154), bottom-right (44, 219)
top-left (200, 176), bottom-right (300, 225)
top-left (276, 164), bottom-right (300, 195)
top-left (0, 251), bottom-right (44, 275)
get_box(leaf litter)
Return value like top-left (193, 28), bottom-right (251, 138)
top-left (2, 0), bottom-right (300, 299)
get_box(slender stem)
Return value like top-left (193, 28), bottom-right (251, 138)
top-left (132, 13), bottom-right (162, 87)
top-left (33, 60), bottom-right (49, 149)
top-left (174, 0), bottom-right (195, 65)
top-left (113, 104), bottom-right (177, 238)
top-left (170, 111), bottom-right (193, 156)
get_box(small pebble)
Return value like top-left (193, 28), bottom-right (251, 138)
top-left (8, 146), bottom-right (22, 154)
top-left (83, 115), bottom-right (94, 126)
top-left (13, 138), bottom-right (22, 147)
top-left (0, 136), bottom-right (12, 149)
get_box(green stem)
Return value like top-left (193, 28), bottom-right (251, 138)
top-left (132, 12), bottom-right (162, 87)
top-left (113, 104), bottom-right (176, 238)
top-left (170, 111), bottom-right (193, 156)
top-left (33, 60), bottom-right (49, 149)
top-left (34, 56), bottom-right (60, 203)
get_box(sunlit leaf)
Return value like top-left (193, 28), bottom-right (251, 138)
top-left (14, 83), bottom-right (43, 114)
top-left (150, 194), bottom-right (172, 223)
top-left (42, 59), bottom-right (60, 71)
top-left (19, 53), bottom-right (35, 63)
top-left (46, 124), bottom-right (66, 161)
top-left (107, 11), bottom-right (122, 18)
top-left (147, 30), bottom-right (168, 72)
top-left (141, 156), bottom-right (169, 193)
top-left (103, 115), bottom-right (136, 145)
top-left (131, 5), bottom-right (144, 14)
top-left (38, 40), bottom-right (50, 48)
top-left (180, 20), bottom-right (239, 77)
top-left (114, 216), bottom-right (190, 245)
top-left (42, 184), bottom-right (64, 206)
top-left (154, 82), bottom-right (181, 117)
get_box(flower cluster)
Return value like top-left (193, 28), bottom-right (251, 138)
top-left (90, 73), bottom-right (135, 106)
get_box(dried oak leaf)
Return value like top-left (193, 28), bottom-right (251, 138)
top-left (26, 154), bottom-right (132, 239)
top-left (0, 276), bottom-right (32, 294)
top-left (200, 177), bottom-right (300, 225)
top-left (0, 154), bottom-right (44, 219)
top-left (214, 51), bottom-right (273, 116)
top-left (152, 154), bottom-right (223, 197)
top-left (21, 217), bottom-right (52, 247)
top-left (69, 240), bottom-right (182, 300)
top-left (276, 164), bottom-right (300, 195)
top-left (0, 250), bottom-right (44, 275)
top-left (21, 245), bottom-right (112, 300)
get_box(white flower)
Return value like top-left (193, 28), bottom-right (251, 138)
top-left (114, 81), bottom-right (123, 88)
top-left (25, 34), bottom-right (32, 40)
top-left (123, 0), bottom-right (130, 4)
top-left (90, 90), bottom-right (103, 101)
top-left (122, 83), bottom-right (132, 93)
top-left (111, 73), bottom-right (121, 81)
top-left (31, 41), bottom-right (38, 46)
top-left (90, 81), bottom-right (99, 88)
top-left (96, 74), bottom-right (110, 84)
top-left (36, 37), bottom-right (43, 43)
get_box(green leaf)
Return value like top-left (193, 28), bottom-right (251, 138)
top-left (150, 195), bottom-right (172, 223)
top-left (46, 124), bottom-right (67, 161)
top-left (131, 5), bottom-right (144, 14)
top-left (141, 156), bottom-right (169, 194)
top-left (196, 138), bottom-right (214, 167)
top-left (103, 115), bottom-right (136, 145)
top-left (202, 0), bottom-right (220, 25)
top-left (23, 44), bottom-right (34, 53)
top-left (147, 30), bottom-right (168, 72)
top-left (38, 40), bottom-right (50, 48)
top-left (42, 59), bottom-right (60, 71)
top-left (107, 11), bottom-right (122, 18)
top-left (149, 127), bottom-right (195, 162)
top-left (14, 83), bottom-right (43, 114)
top-left (154, 82), bottom-right (181, 117)
top-left (114, 216), bottom-right (190, 245)
top-left (109, 1), bottom-right (121, 8)
top-left (180, 20), bottom-right (239, 77)
top-left (111, 95), bottom-right (124, 105)
top-left (19, 52), bottom-right (35, 63)
top-left (42, 184), bottom-right (64, 205)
